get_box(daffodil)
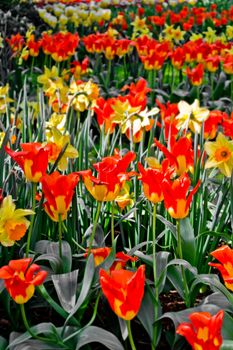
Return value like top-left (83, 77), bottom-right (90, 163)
top-left (37, 66), bottom-right (65, 96)
top-left (131, 16), bottom-right (150, 39)
top-left (45, 112), bottom-right (66, 138)
top-left (115, 183), bottom-right (134, 210)
top-left (44, 127), bottom-right (78, 171)
top-left (0, 84), bottom-right (13, 114)
top-left (175, 99), bottom-right (210, 134)
top-left (203, 27), bottom-right (217, 44)
top-left (0, 196), bottom-right (34, 247)
top-left (204, 133), bottom-right (233, 177)
top-left (69, 80), bottom-right (99, 112)
top-left (226, 25), bottom-right (233, 40)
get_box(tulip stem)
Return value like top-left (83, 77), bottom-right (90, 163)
top-left (26, 182), bottom-right (37, 258)
top-left (177, 220), bottom-right (190, 307)
top-left (87, 201), bottom-right (102, 256)
top-left (20, 304), bottom-right (60, 345)
top-left (58, 214), bottom-right (63, 259)
top-left (152, 203), bottom-right (158, 348)
top-left (126, 320), bottom-right (137, 350)
top-left (111, 201), bottom-right (115, 246)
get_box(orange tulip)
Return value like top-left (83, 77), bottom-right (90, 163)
top-left (138, 162), bottom-right (165, 204)
top-left (100, 265), bottom-right (145, 320)
top-left (78, 150), bottom-right (135, 202)
top-left (41, 171), bottom-right (79, 222)
top-left (209, 245), bottom-right (233, 291)
top-left (5, 143), bottom-right (49, 183)
top-left (186, 63), bottom-right (204, 86)
top-left (0, 258), bottom-right (47, 304)
top-left (162, 173), bottom-right (200, 219)
top-left (176, 310), bottom-right (224, 350)
top-left (154, 137), bottom-right (194, 176)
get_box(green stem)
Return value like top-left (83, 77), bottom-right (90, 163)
top-left (58, 214), bottom-right (63, 259)
top-left (152, 203), bottom-right (158, 349)
top-left (63, 292), bottom-right (101, 343)
top-left (111, 201), bottom-right (115, 246)
top-left (26, 182), bottom-right (37, 258)
top-left (38, 285), bottom-right (79, 326)
top-left (176, 220), bottom-right (190, 307)
top-left (20, 304), bottom-right (57, 345)
top-left (106, 59), bottom-right (112, 89)
top-left (127, 320), bottom-right (137, 350)
top-left (87, 202), bottom-right (102, 256)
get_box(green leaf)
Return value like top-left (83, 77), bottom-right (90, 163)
top-left (7, 323), bottom-right (60, 349)
top-left (76, 326), bottom-right (124, 350)
top-left (47, 241), bottom-right (72, 273)
top-left (0, 127), bottom-right (11, 188)
top-left (63, 254), bottom-right (95, 328)
top-left (34, 254), bottom-right (63, 274)
top-left (179, 218), bottom-right (196, 265)
top-left (221, 340), bottom-right (233, 349)
top-left (52, 270), bottom-right (79, 313)
top-left (0, 336), bottom-right (7, 350)
top-left (156, 251), bottom-right (170, 293)
top-left (84, 224), bottom-right (105, 247)
top-left (137, 286), bottom-right (155, 340)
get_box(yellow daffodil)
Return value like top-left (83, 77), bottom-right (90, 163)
top-left (204, 133), bottom-right (233, 177)
top-left (0, 84), bottom-right (13, 114)
top-left (172, 26), bottom-right (186, 43)
top-left (44, 127), bottom-right (78, 171)
top-left (115, 183), bottom-right (134, 210)
top-left (46, 112), bottom-right (66, 138)
top-left (226, 25), bottom-right (233, 40)
top-left (0, 196), bottom-right (34, 247)
top-left (131, 16), bottom-right (150, 39)
top-left (69, 80), bottom-right (99, 112)
top-left (175, 99), bottom-right (209, 134)
top-left (37, 66), bottom-right (65, 96)
top-left (203, 27), bottom-right (217, 44)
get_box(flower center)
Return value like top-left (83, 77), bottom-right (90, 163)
top-left (215, 147), bottom-right (231, 162)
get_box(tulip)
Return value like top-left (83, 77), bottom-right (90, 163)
top-left (100, 265), bottom-right (145, 321)
top-left (5, 143), bottom-right (49, 183)
top-left (209, 245), bottom-right (233, 291)
top-left (0, 258), bottom-right (47, 304)
top-left (176, 310), bottom-right (224, 350)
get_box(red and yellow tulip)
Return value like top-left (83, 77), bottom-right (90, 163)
top-left (0, 258), bottom-right (47, 304)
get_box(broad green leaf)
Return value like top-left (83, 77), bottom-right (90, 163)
top-left (76, 326), bottom-right (124, 350)
top-left (47, 241), bottom-right (72, 273)
top-left (35, 254), bottom-right (63, 274)
top-left (52, 270), bottom-right (79, 313)
top-left (221, 340), bottom-right (233, 349)
top-left (180, 218), bottom-right (196, 265)
top-left (137, 286), bottom-right (155, 340)
top-left (64, 254), bottom-right (95, 328)
top-left (7, 323), bottom-right (60, 349)
top-left (0, 336), bottom-right (7, 350)
top-left (84, 224), bottom-right (105, 247)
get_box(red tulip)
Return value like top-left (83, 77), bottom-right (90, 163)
top-left (78, 150), bottom-right (135, 202)
top-left (99, 265), bottom-right (145, 320)
top-left (41, 171), bottom-right (79, 222)
top-left (209, 245), bottom-right (233, 291)
top-left (176, 310), bottom-right (224, 350)
top-left (162, 173), bottom-right (200, 219)
top-left (0, 258), bottom-right (47, 304)
top-left (5, 143), bottom-right (49, 183)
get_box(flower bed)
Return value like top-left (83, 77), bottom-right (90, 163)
top-left (0, 0), bottom-right (233, 349)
